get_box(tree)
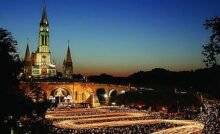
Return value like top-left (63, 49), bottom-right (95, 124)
top-left (0, 28), bottom-right (33, 127)
top-left (202, 17), bottom-right (220, 67)
top-left (0, 28), bottom-right (20, 86)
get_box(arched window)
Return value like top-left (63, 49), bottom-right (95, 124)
top-left (75, 91), bottom-right (78, 101)
top-left (96, 88), bottom-right (106, 104)
top-left (41, 35), bottom-right (44, 45)
top-left (82, 93), bottom-right (85, 101)
top-left (45, 35), bottom-right (47, 46)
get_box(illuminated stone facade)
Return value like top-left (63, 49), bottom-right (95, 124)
top-left (21, 1), bottom-right (128, 106)
top-left (23, 3), bottom-right (73, 78)
top-left (20, 82), bottom-right (129, 106)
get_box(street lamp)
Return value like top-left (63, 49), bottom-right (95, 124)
top-left (104, 94), bottom-right (108, 98)
top-left (104, 94), bottom-right (109, 106)
top-left (28, 75), bottom-right (31, 79)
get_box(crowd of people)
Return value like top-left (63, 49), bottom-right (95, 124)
top-left (197, 99), bottom-right (220, 133)
top-left (49, 123), bottom-right (179, 134)
top-left (46, 107), bottom-right (184, 134)
top-left (4, 99), bottom-right (220, 133)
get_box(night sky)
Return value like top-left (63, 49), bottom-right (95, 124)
top-left (1, 0), bottom-right (220, 76)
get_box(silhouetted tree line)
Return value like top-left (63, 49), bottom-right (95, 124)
top-left (88, 68), bottom-right (220, 99)
top-left (88, 73), bottom-right (127, 85)
top-left (116, 90), bottom-right (201, 112)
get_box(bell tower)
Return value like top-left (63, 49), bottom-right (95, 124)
top-left (30, 0), bottom-right (56, 77)
top-left (38, 1), bottom-right (50, 53)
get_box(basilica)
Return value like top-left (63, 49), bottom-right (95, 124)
top-left (20, 1), bottom-right (129, 106)
top-left (23, 3), bottom-right (73, 78)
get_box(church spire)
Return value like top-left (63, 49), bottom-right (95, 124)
top-left (24, 42), bottom-right (32, 78)
top-left (66, 42), bottom-right (73, 63)
top-left (63, 41), bottom-right (73, 78)
top-left (24, 43), bottom-right (31, 62)
top-left (40, 0), bottom-right (48, 26)
top-left (38, 0), bottom-right (50, 51)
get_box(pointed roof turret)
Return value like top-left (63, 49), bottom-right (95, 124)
top-left (63, 59), bottom-right (66, 64)
top-left (24, 43), bottom-right (31, 62)
top-left (64, 43), bottom-right (73, 78)
top-left (66, 45), bottom-right (73, 63)
top-left (40, 0), bottom-right (49, 25)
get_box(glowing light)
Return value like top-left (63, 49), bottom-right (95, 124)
top-left (46, 108), bottom-right (204, 133)
top-left (104, 94), bottom-right (108, 98)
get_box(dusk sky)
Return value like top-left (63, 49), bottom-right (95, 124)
top-left (1, 0), bottom-right (220, 76)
